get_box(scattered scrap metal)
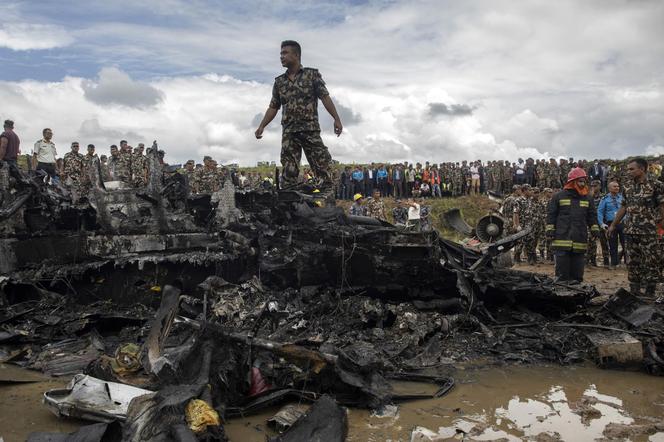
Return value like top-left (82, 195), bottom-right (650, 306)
top-left (1, 156), bottom-right (663, 441)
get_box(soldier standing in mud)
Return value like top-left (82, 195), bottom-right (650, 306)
top-left (608, 158), bottom-right (664, 297)
top-left (255, 40), bottom-right (343, 191)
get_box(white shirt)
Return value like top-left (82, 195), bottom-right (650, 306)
top-left (516, 163), bottom-right (525, 175)
top-left (470, 166), bottom-right (480, 179)
top-left (33, 139), bottom-right (57, 163)
top-left (408, 203), bottom-right (421, 220)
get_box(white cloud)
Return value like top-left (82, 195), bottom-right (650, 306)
top-left (2, 0), bottom-right (664, 165)
top-left (82, 68), bottom-right (164, 108)
top-left (0, 23), bottom-right (73, 50)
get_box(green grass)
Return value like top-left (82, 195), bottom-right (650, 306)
top-left (337, 195), bottom-right (499, 241)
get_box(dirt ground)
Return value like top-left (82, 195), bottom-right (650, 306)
top-left (515, 261), bottom-right (630, 294)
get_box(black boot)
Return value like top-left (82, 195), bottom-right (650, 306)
top-left (603, 257), bottom-right (609, 267)
top-left (527, 253), bottom-right (536, 265)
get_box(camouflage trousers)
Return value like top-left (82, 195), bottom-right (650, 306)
top-left (625, 234), bottom-right (662, 284)
top-left (586, 230), bottom-right (609, 264)
top-left (523, 226), bottom-right (542, 257)
top-left (281, 131), bottom-right (332, 188)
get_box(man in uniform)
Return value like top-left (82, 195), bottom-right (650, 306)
top-left (349, 193), bottom-right (366, 216)
top-left (80, 144), bottom-right (98, 193)
top-left (196, 156), bottom-right (220, 194)
top-left (514, 184), bottom-right (539, 264)
top-left (255, 40), bottom-right (343, 191)
top-left (115, 141), bottom-right (132, 183)
top-left (132, 143), bottom-right (148, 187)
top-left (62, 141), bottom-right (85, 192)
top-left (608, 158), bottom-right (664, 297)
top-left (181, 160), bottom-right (196, 192)
top-left (539, 188), bottom-right (554, 261)
top-left (546, 167), bottom-right (600, 283)
top-left (33, 128), bottom-right (57, 182)
top-left (366, 189), bottom-right (387, 222)
top-left (586, 180), bottom-right (609, 266)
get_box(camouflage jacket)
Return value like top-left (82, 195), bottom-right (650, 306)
top-left (366, 198), bottom-right (387, 221)
top-left (270, 67), bottom-right (329, 133)
top-left (622, 177), bottom-right (664, 235)
top-left (62, 151), bottom-right (85, 180)
top-left (115, 151), bottom-right (133, 181)
top-left (82, 153), bottom-right (98, 184)
top-left (132, 154), bottom-right (147, 181)
top-left (196, 168), bottom-right (220, 193)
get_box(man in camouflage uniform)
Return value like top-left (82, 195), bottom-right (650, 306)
top-left (586, 180), bottom-right (610, 266)
top-left (115, 140), bottom-right (132, 183)
top-left (255, 40), bottom-right (343, 190)
top-left (80, 144), bottom-right (98, 193)
top-left (107, 145), bottom-right (119, 180)
top-left (367, 189), bottom-right (387, 222)
top-left (539, 188), bottom-right (555, 261)
top-left (196, 156), bottom-right (220, 194)
top-left (131, 143), bottom-right (148, 187)
top-left (608, 158), bottom-right (664, 297)
top-left (502, 160), bottom-right (513, 194)
top-left (100, 155), bottom-right (110, 181)
top-left (62, 141), bottom-right (85, 192)
top-left (180, 159), bottom-right (196, 192)
top-left (547, 158), bottom-right (561, 189)
top-left (514, 184), bottom-right (539, 264)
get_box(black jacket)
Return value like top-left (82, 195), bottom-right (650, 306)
top-left (546, 188), bottom-right (599, 253)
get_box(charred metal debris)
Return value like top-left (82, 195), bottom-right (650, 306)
top-left (1, 157), bottom-right (663, 441)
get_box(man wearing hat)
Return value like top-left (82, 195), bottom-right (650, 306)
top-left (349, 193), bottom-right (366, 216)
top-left (0, 120), bottom-right (20, 166)
top-left (546, 167), bottom-right (600, 282)
top-left (180, 159), bottom-right (196, 192)
top-left (254, 40), bottom-right (343, 191)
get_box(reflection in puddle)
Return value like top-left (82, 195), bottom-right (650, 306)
top-left (222, 365), bottom-right (664, 441)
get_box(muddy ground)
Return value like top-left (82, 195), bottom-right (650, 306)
top-left (515, 262), bottom-right (629, 294)
top-left (2, 364), bottom-right (664, 442)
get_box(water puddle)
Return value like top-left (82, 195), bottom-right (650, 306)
top-left (1, 364), bottom-right (663, 441)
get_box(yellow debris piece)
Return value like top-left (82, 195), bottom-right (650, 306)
top-left (150, 285), bottom-right (162, 293)
top-left (185, 399), bottom-right (221, 433)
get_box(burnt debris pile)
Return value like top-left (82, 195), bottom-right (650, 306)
top-left (1, 159), bottom-right (663, 441)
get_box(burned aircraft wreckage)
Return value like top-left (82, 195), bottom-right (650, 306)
top-left (1, 151), bottom-right (663, 441)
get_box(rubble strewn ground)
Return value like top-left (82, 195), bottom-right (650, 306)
top-left (1, 159), bottom-right (663, 441)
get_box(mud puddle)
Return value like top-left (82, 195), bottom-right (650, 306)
top-left (1, 364), bottom-right (663, 441)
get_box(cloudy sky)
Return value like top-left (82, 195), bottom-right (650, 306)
top-left (1, 0), bottom-right (663, 165)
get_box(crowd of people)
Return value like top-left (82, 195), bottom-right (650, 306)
top-left (2, 119), bottom-right (663, 298)
top-left (331, 157), bottom-right (663, 201)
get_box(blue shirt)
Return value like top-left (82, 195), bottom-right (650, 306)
top-left (377, 168), bottom-right (388, 179)
top-left (351, 170), bottom-right (364, 181)
top-left (597, 193), bottom-right (623, 225)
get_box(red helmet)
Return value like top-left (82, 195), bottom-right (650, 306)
top-left (566, 167), bottom-right (587, 183)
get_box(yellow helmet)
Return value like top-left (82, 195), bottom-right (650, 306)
top-left (312, 189), bottom-right (320, 193)
top-left (353, 193), bottom-right (363, 201)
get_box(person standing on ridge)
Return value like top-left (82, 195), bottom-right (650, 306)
top-left (255, 40), bottom-right (343, 191)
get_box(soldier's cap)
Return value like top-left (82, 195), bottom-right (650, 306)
top-left (203, 155), bottom-right (212, 161)
top-left (186, 159), bottom-right (195, 164)
top-left (522, 184), bottom-right (531, 189)
top-left (590, 179), bottom-right (601, 186)
top-left (543, 187), bottom-right (553, 192)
